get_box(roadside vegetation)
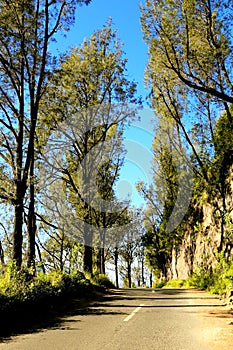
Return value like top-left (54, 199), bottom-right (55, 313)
top-left (0, 1), bottom-right (233, 324)
top-left (0, 264), bottom-right (115, 315)
top-left (139, 0), bottom-right (233, 294)
top-left (153, 256), bottom-right (233, 296)
top-left (0, 263), bottom-right (115, 336)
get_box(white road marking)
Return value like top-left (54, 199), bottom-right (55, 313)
top-left (123, 304), bottom-right (145, 322)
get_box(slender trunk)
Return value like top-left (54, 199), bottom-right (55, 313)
top-left (96, 248), bottom-right (101, 274)
top-left (13, 196), bottom-right (24, 267)
top-left (150, 272), bottom-right (153, 288)
top-left (101, 247), bottom-right (105, 275)
top-left (27, 157), bottom-right (36, 271)
top-left (13, 93), bottom-right (24, 268)
top-left (0, 240), bottom-right (5, 269)
top-left (96, 247), bottom-right (105, 275)
top-left (83, 245), bottom-right (93, 274)
top-left (137, 273), bottom-right (140, 287)
top-left (35, 241), bottom-right (45, 273)
top-left (101, 222), bottom-right (106, 275)
top-left (127, 261), bottom-right (132, 288)
top-left (114, 247), bottom-right (119, 289)
top-left (60, 232), bottom-right (64, 272)
top-left (82, 153), bottom-right (93, 274)
top-left (13, 5), bottom-right (25, 268)
top-left (83, 222), bottom-right (93, 273)
top-left (141, 256), bottom-right (145, 286)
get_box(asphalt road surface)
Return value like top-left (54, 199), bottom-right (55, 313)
top-left (0, 288), bottom-right (232, 350)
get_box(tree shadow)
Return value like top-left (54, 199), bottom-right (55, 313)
top-left (102, 288), bottom-right (219, 301)
top-left (0, 291), bottom-right (126, 342)
top-left (89, 302), bottom-right (222, 309)
top-left (0, 288), bottom-right (224, 343)
top-left (204, 309), bottom-right (233, 319)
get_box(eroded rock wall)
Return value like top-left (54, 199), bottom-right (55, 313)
top-left (170, 169), bottom-right (233, 279)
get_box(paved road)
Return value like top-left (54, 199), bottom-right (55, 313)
top-left (0, 288), bottom-right (232, 350)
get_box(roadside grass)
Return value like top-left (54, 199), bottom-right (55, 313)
top-left (153, 257), bottom-right (233, 296)
top-left (152, 279), bottom-right (186, 289)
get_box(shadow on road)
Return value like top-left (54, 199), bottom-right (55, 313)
top-left (0, 291), bottom-right (125, 342)
top-left (105, 288), bottom-right (220, 300)
top-left (0, 288), bottom-right (224, 343)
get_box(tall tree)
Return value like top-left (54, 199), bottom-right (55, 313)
top-left (94, 152), bottom-right (123, 275)
top-left (39, 22), bottom-right (139, 274)
top-left (141, 0), bottom-right (233, 105)
top-left (141, 0), bottom-right (233, 171)
top-left (119, 209), bottom-right (143, 288)
top-left (141, 0), bottom-right (233, 256)
top-left (0, 0), bottom-right (91, 268)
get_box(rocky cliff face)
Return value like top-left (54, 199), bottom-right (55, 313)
top-left (169, 168), bottom-right (233, 280)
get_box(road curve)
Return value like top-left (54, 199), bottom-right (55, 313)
top-left (0, 288), bottom-right (232, 350)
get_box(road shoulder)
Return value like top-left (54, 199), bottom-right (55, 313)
top-left (189, 289), bottom-right (233, 349)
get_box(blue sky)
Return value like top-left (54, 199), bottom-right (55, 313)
top-left (56, 0), bottom-right (154, 207)
top-left (68, 0), bottom-right (148, 99)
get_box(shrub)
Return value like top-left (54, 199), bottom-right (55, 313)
top-left (185, 266), bottom-right (213, 290)
top-left (185, 256), bottom-right (233, 295)
top-left (91, 274), bottom-right (115, 289)
top-left (0, 267), bottom-right (102, 317)
top-left (164, 279), bottom-right (186, 288)
top-left (152, 279), bottom-right (167, 288)
top-left (208, 256), bottom-right (233, 295)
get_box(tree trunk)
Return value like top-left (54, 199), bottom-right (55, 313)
top-left (96, 247), bottom-right (105, 274)
top-left (35, 241), bottom-right (45, 273)
top-left (96, 248), bottom-right (101, 274)
top-left (0, 240), bottom-right (5, 270)
top-left (13, 196), bottom-right (24, 268)
top-left (83, 224), bottom-right (93, 274)
top-left (127, 261), bottom-right (132, 288)
top-left (114, 247), bottom-right (119, 289)
top-left (59, 232), bottom-right (64, 272)
top-left (12, 5), bottom-right (25, 269)
top-left (84, 245), bottom-right (93, 274)
top-left (83, 200), bottom-right (93, 274)
top-left (141, 256), bottom-right (145, 286)
top-left (100, 247), bottom-right (105, 275)
top-left (27, 158), bottom-right (36, 271)
top-left (150, 272), bottom-right (153, 288)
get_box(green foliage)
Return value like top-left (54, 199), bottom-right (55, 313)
top-left (140, 113), bottom-right (194, 280)
top-left (0, 0), bottom-right (93, 269)
top-left (164, 279), bottom-right (186, 288)
top-left (0, 265), bottom-right (100, 315)
top-left (208, 255), bottom-right (233, 295)
top-left (90, 274), bottom-right (115, 289)
top-left (153, 256), bottom-right (233, 295)
top-left (213, 110), bottom-right (233, 159)
top-left (141, 0), bottom-right (233, 104)
top-left (153, 279), bottom-right (186, 288)
top-left (186, 256), bottom-right (233, 295)
top-left (152, 280), bottom-right (167, 288)
top-left (37, 20), bottom-right (139, 274)
top-left (140, 0), bottom-right (233, 287)
top-left (185, 266), bottom-right (213, 290)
